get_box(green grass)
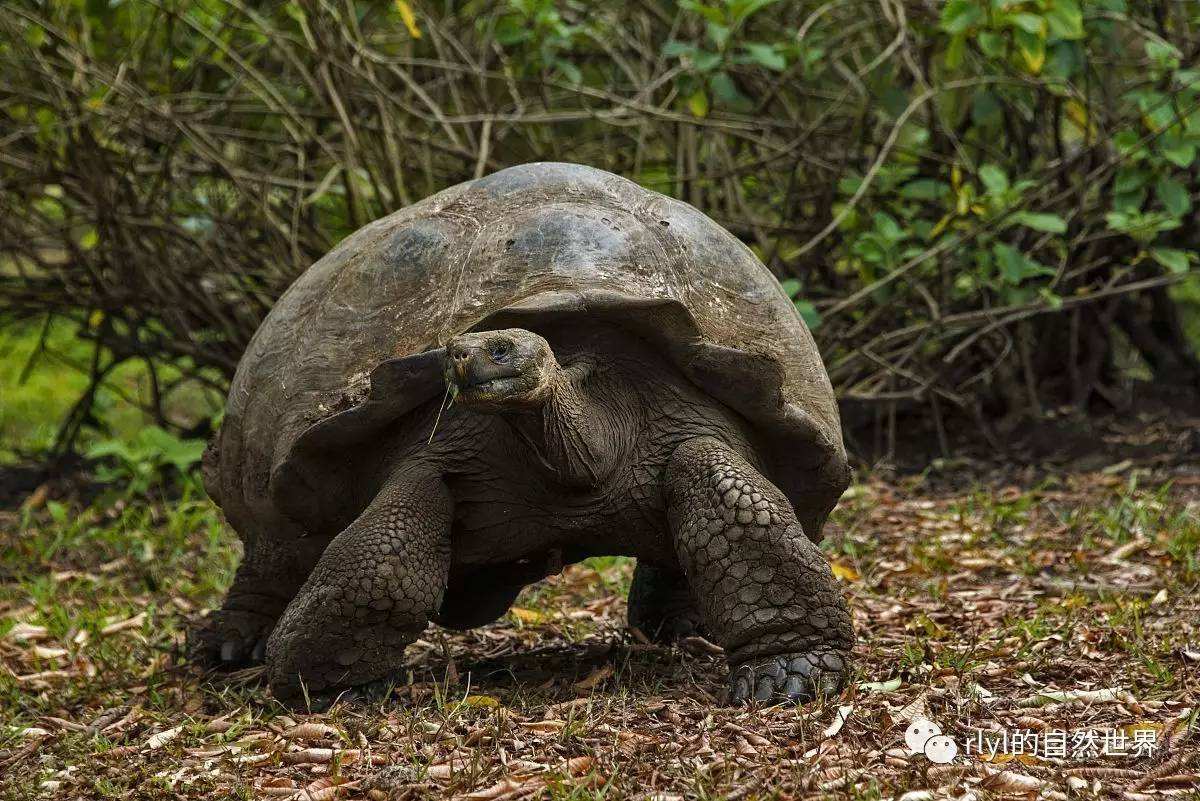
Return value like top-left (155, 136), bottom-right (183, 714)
top-left (0, 317), bottom-right (221, 462)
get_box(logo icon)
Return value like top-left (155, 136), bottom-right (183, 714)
top-left (905, 717), bottom-right (958, 764)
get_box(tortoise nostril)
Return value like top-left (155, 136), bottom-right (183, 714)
top-left (451, 347), bottom-right (471, 362)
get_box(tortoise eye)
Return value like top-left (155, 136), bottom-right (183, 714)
top-left (489, 341), bottom-right (513, 362)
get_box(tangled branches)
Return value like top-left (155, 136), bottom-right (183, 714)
top-left (0, 0), bottom-right (1197, 451)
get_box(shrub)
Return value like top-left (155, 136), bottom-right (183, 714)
top-left (1, 0), bottom-right (1196, 452)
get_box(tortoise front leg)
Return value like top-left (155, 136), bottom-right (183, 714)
top-left (664, 437), bottom-right (854, 704)
top-left (265, 464), bottom-right (451, 702)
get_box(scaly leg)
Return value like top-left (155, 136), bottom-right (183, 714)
top-left (265, 464), bottom-right (451, 701)
top-left (664, 437), bottom-right (853, 704)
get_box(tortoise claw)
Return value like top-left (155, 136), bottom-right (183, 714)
top-left (190, 609), bottom-right (277, 670)
top-left (728, 649), bottom-right (849, 705)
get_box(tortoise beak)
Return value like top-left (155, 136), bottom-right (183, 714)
top-left (445, 343), bottom-right (519, 390)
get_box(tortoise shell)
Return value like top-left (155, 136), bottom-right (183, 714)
top-left (205, 162), bottom-right (848, 543)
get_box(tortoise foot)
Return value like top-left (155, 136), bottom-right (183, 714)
top-left (190, 608), bottom-right (277, 669)
top-left (728, 648), bottom-right (849, 705)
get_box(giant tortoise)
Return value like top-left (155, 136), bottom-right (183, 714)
top-left (196, 162), bottom-right (853, 705)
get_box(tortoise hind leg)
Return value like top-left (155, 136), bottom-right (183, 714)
top-left (191, 539), bottom-right (323, 668)
top-left (438, 550), bottom-right (567, 630)
top-left (437, 577), bottom-right (524, 630)
top-left (265, 464), bottom-right (452, 702)
top-left (627, 562), bottom-right (705, 643)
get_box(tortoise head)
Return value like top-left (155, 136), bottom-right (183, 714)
top-left (444, 328), bottom-right (557, 411)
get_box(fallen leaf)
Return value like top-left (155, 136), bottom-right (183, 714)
top-left (1020, 687), bottom-right (1126, 707)
top-left (858, 677), bottom-right (902, 694)
top-left (6, 623), bottom-right (48, 641)
top-left (509, 607), bottom-right (547, 624)
top-left (283, 723), bottom-right (341, 742)
top-left (564, 755), bottom-right (593, 775)
top-left (31, 645), bottom-right (68, 659)
top-left (145, 726), bottom-right (182, 750)
top-left (978, 767), bottom-right (1044, 792)
top-left (462, 778), bottom-right (523, 800)
top-left (282, 748), bottom-right (337, 765)
top-left (101, 612), bottom-right (147, 636)
top-left (573, 663), bottom-right (614, 690)
top-left (520, 720), bottom-right (565, 733)
top-left (831, 561), bottom-right (860, 582)
top-left (823, 704), bottom-right (854, 738)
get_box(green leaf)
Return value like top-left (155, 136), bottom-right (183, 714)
top-left (1144, 40), bottom-right (1180, 68)
top-left (1113, 168), bottom-right (1149, 195)
top-left (1155, 177), bottom-right (1191, 217)
top-left (743, 42), bottom-right (786, 71)
top-left (728, 0), bottom-right (781, 23)
top-left (794, 299), bottom-right (822, 330)
top-left (1009, 13), bottom-right (1045, 35)
top-left (1045, 0), bottom-right (1084, 39)
top-left (977, 31), bottom-right (1006, 57)
top-left (994, 243), bottom-right (1054, 284)
top-left (680, 0), bottom-right (724, 24)
top-left (692, 50), bottom-right (722, 72)
top-left (86, 439), bottom-right (135, 463)
top-left (971, 90), bottom-right (1003, 126)
top-left (873, 212), bottom-right (905, 242)
top-left (687, 89), bottom-right (709, 118)
top-left (706, 22), bottom-right (730, 50)
top-left (899, 179), bottom-right (946, 200)
top-left (837, 175), bottom-right (863, 195)
top-left (1160, 137), bottom-right (1197, 169)
top-left (1150, 248), bottom-right (1191, 274)
top-left (779, 278), bottom-right (801, 296)
top-left (24, 24), bottom-right (46, 48)
top-left (944, 33), bottom-right (966, 70)
top-left (708, 71), bottom-right (751, 110)
top-left (940, 0), bottom-right (984, 34)
top-left (1044, 40), bottom-right (1083, 79)
top-left (1012, 211), bottom-right (1067, 233)
top-left (1015, 28), bottom-right (1046, 73)
top-left (979, 164), bottom-right (1009, 195)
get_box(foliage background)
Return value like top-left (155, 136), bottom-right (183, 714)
top-left (1, 0), bottom-right (1198, 457)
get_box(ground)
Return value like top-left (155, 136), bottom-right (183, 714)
top-left (2, 454), bottom-right (1199, 800)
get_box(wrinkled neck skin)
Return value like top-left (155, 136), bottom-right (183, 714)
top-left (502, 354), bottom-right (635, 488)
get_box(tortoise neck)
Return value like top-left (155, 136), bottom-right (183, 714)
top-left (502, 355), bottom-right (634, 489)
